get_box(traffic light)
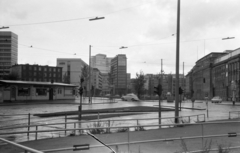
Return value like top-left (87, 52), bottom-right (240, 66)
top-left (179, 87), bottom-right (183, 95)
top-left (78, 87), bottom-right (83, 95)
top-left (154, 84), bottom-right (162, 96)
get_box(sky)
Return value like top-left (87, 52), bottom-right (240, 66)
top-left (1, 0), bottom-right (240, 78)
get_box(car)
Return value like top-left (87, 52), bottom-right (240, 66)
top-left (211, 96), bottom-right (222, 103)
top-left (121, 93), bottom-right (139, 101)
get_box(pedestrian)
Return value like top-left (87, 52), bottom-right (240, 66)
top-left (191, 97), bottom-right (195, 108)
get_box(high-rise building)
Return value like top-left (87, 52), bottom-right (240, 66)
top-left (111, 54), bottom-right (127, 95)
top-left (91, 54), bottom-right (112, 95)
top-left (57, 58), bottom-right (87, 85)
top-left (91, 54), bottom-right (112, 74)
top-left (0, 31), bottom-right (18, 79)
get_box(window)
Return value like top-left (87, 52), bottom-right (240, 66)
top-left (58, 88), bottom-right (62, 94)
top-left (18, 87), bottom-right (30, 96)
top-left (39, 67), bottom-right (41, 71)
top-left (36, 88), bottom-right (47, 96)
top-left (59, 62), bottom-right (65, 65)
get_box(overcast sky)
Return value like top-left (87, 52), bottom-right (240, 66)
top-left (1, 0), bottom-right (240, 78)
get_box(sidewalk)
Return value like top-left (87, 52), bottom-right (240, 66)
top-left (1, 119), bottom-right (240, 153)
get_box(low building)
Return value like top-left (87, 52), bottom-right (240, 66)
top-left (10, 64), bottom-right (62, 82)
top-left (0, 80), bottom-right (76, 102)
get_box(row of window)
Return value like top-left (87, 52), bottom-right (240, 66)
top-left (22, 66), bottom-right (61, 72)
top-left (18, 88), bottom-right (63, 96)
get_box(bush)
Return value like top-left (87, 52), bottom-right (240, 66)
top-left (87, 122), bottom-right (105, 134)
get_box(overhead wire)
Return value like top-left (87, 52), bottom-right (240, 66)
top-left (2, 1), bottom-right (155, 27)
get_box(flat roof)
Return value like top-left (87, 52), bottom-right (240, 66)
top-left (0, 80), bottom-right (77, 87)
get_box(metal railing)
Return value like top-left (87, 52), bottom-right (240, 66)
top-left (1, 121), bottom-right (240, 153)
top-left (0, 114), bottom-right (205, 141)
top-left (0, 138), bottom-right (43, 153)
top-left (229, 111), bottom-right (240, 119)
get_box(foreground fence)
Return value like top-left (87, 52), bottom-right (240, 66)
top-left (0, 114), bottom-right (205, 141)
top-left (1, 121), bottom-right (240, 153)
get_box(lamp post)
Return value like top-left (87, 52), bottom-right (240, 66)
top-left (88, 16), bottom-right (104, 104)
top-left (175, 0), bottom-right (181, 124)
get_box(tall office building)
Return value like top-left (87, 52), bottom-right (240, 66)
top-left (57, 58), bottom-right (87, 85)
top-left (91, 54), bottom-right (112, 74)
top-left (111, 54), bottom-right (127, 95)
top-left (0, 31), bottom-right (18, 79)
top-left (91, 54), bottom-right (113, 95)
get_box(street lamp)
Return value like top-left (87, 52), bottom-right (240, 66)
top-left (0, 26), bottom-right (9, 29)
top-left (89, 17), bottom-right (105, 21)
top-left (119, 46), bottom-right (128, 49)
top-left (222, 37), bottom-right (235, 40)
top-left (88, 16), bottom-right (105, 104)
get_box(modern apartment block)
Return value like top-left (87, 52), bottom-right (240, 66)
top-left (10, 64), bottom-right (62, 82)
top-left (111, 54), bottom-right (127, 95)
top-left (0, 31), bottom-right (18, 79)
top-left (57, 58), bottom-right (87, 86)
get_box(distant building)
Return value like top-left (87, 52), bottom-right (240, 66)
top-left (0, 31), bottom-right (18, 79)
top-left (92, 68), bottom-right (103, 96)
top-left (111, 54), bottom-right (127, 95)
top-left (10, 64), bottom-right (62, 82)
top-left (91, 54), bottom-right (112, 74)
top-left (127, 73), bottom-right (131, 93)
top-left (56, 58), bottom-right (87, 85)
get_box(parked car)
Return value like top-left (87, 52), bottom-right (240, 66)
top-left (121, 93), bottom-right (139, 101)
top-left (211, 96), bottom-right (222, 103)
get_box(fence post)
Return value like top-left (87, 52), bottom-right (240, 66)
top-left (188, 116), bottom-right (190, 123)
top-left (27, 113), bottom-right (30, 140)
top-left (197, 115), bottom-right (199, 122)
top-left (74, 123), bottom-right (76, 135)
top-left (137, 119), bottom-right (139, 126)
top-left (108, 120), bottom-right (110, 133)
top-left (128, 127), bottom-right (130, 153)
top-left (65, 115), bottom-right (67, 136)
top-left (229, 112), bottom-right (231, 119)
top-left (35, 126), bottom-right (38, 140)
top-left (201, 123), bottom-right (204, 148)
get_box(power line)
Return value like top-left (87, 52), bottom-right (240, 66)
top-left (3, 2), bottom-right (155, 27)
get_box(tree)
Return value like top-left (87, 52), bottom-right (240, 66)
top-left (134, 71), bottom-right (146, 99)
top-left (81, 65), bottom-right (89, 96)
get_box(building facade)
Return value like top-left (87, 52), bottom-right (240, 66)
top-left (57, 58), bottom-right (87, 85)
top-left (10, 64), bottom-right (62, 82)
top-left (91, 54), bottom-right (112, 74)
top-left (92, 68), bottom-right (103, 96)
top-left (0, 31), bottom-right (18, 79)
top-left (111, 54), bottom-right (127, 95)
top-left (187, 50), bottom-right (240, 100)
top-left (91, 54), bottom-right (112, 95)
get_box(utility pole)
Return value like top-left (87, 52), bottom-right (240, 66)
top-left (159, 59), bottom-right (163, 126)
top-left (175, 0), bottom-right (181, 124)
top-left (89, 45), bottom-right (92, 104)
